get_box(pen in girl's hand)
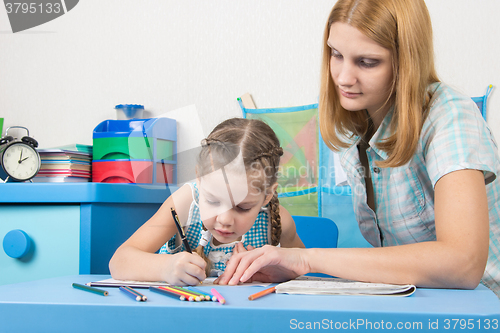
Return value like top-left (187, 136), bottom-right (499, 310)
top-left (171, 207), bottom-right (192, 253)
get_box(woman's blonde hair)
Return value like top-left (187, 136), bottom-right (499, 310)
top-left (195, 118), bottom-right (284, 275)
top-left (319, 0), bottom-right (440, 167)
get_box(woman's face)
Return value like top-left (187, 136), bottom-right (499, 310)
top-left (328, 22), bottom-right (394, 126)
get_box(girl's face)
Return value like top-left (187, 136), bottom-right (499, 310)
top-left (197, 170), bottom-right (272, 245)
top-left (328, 22), bottom-right (394, 127)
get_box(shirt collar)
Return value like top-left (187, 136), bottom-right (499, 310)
top-left (367, 105), bottom-right (394, 161)
top-left (340, 106), bottom-right (395, 174)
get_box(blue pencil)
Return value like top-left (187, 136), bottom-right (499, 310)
top-left (120, 286), bottom-right (142, 301)
top-left (123, 286), bottom-right (147, 301)
top-left (186, 287), bottom-right (216, 301)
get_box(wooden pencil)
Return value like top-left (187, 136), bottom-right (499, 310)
top-left (120, 286), bottom-right (142, 301)
top-left (248, 286), bottom-right (276, 301)
top-left (72, 283), bottom-right (108, 296)
top-left (123, 286), bottom-right (147, 301)
top-left (210, 288), bottom-right (226, 305)
top-left (160, 286), bottom-right (200, 301)
top-left (169, 286), bottom-right (205, 301)
top-left (149, 286), bottom-right (186, 301)
top-left (186, 287), bottom-right (215, 301)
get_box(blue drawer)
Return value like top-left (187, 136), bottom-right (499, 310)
top-left (1, 205), bottom-right (80, 285)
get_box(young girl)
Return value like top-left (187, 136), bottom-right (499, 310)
top-left (217, 0), bottom-right (500, 298)
top-left (109, 118), bottom-right (304, 285)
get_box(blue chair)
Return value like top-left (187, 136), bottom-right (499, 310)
top-left (292, 215), bottom-right (338, 249)
top-left (292, 215), bottom-right (338, 277)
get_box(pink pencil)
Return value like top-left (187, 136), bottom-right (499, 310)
top-left (210, 288), bottom-right (226, 305)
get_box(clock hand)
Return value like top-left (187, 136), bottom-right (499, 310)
top-left (18, 149), bottom-right (23, 163)
top-left (20, 156), bottom-right (30, 162)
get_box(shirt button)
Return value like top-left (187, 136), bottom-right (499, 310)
top-left (373, 167), bottom-right (381, 174)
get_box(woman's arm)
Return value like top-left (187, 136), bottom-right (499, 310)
top-left (108, 184), bottom-right (207, 285)
top-left (218, 169), bottom-right (489, 287)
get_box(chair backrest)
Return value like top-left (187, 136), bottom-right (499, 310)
top-left (292, 215), bottom-right (338, 248)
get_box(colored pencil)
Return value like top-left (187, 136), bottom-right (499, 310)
top-left (183, 286), bottom-right (211, 301)
top-left (123, 286), bottom-right (147, 301)
top-left (211, 288), bottom-right (226, 305)
top-left (171, 207), bottom-right (192, 253)
top-left (166, 286), bottom-right (202, 301)
top-left (149, 286), bottom-right (186, 301)
top-left (72, 283), bottom-right (108, 296)
top-left (169, 285), bottom-right (205, 299)
top-left (159, 286), bottom-right (199, 301)
top-left (120, 286), bottom-right (142, 301)
top-left (248, 286), bottom-right (276, 301)
top-left (186, 287), bottom-right (215, 301)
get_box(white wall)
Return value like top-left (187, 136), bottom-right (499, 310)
top-left (1, 0), bottom-right (499, 149)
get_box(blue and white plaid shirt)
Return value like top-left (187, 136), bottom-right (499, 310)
top-left (340, 82), bottom-right (500, 297)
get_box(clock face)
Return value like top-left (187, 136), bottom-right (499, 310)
top-left (1, 142), bottom-right (41, 181)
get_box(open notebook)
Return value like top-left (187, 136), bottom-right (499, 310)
top-left (275, 276), bottom-right (416, 297)
top-left (88, 277), bottom-right (270, 288)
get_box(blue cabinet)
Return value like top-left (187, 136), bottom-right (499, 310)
top-left (0, 183), bottom-right (173, 285)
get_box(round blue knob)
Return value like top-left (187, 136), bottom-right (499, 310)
top-left (3, 229), bottom-right (31, 259)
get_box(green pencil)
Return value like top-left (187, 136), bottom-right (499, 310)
top-left (72, 283), bottom-right (109, 296)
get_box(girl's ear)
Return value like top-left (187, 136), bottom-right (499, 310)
top-left (263, 183), bottom-right (279, 206)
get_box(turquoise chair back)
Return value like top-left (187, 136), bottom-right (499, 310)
top-left (292, 215), bottom-right (338, 248)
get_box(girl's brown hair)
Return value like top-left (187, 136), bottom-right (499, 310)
top-left (319, 0), bottom-right (440, 167)
top-left (195, 118), bottom-right (283, 275)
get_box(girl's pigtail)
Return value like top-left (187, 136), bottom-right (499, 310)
top-left (268, 191), bottom-right (282, 246)
top-left (196, 229), bottom-right (212, 276)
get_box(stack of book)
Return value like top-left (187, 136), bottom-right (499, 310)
top-left (33, 144), bottom-right (93, 183)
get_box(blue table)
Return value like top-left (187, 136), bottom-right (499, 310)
top-left (0, 275), bottom-right (498, 333)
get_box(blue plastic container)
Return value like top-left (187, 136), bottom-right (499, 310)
top-left (92, 118), bottom-right (177, 184)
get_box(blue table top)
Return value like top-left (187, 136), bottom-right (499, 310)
top-left (0, 275), bottom-right (498, 333)
top-left (0, 183), bottom-right (175, 203)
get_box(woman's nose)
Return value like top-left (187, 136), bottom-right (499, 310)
top-left (335, 62), bottom-right (356, 87)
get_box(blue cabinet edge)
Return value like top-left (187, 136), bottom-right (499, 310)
top-left (0, 183), bottom-right (175, 203)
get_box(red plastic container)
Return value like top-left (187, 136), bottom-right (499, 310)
top-left (92, 160), bottom-right (174, 184)
top-left (92, 161), bottom-right (153, 183)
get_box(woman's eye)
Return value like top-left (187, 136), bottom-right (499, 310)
top-left (360, 59), bottom-right (379, 68)
top-left (331, 48), bottom-right (343, 59)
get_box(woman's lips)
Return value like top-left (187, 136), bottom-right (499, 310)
top-left (339, 88), bottom-right (361, 98)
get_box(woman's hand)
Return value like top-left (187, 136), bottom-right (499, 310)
top-left (216, 245), bottom-right (310, 285)
top-left (160, 252), bottom-right (207, 286)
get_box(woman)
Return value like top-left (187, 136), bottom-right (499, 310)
top-left (216, 0), bottom-right (500, 298)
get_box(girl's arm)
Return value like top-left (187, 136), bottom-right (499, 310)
top-left (108, 184), bottom-right (207, 285)
top-left (278, 205), bottom-right (305, 248)
top-left (218, 169), bottom-right (489, 288)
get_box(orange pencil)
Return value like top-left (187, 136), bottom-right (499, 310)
top-left (248, 286), bottom-right (276, 301)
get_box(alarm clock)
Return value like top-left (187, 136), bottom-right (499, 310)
top-left (0, 126), bottom-right (41, 182)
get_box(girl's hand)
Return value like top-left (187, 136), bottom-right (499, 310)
top-left (216, 245), bottom-right (310, 285)
top-left (232, 242), bottom-right (254, 254)
top-left (161, 252), bottom-right (207, 286)
top-left (214, 242), bottom-right (253, 284)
